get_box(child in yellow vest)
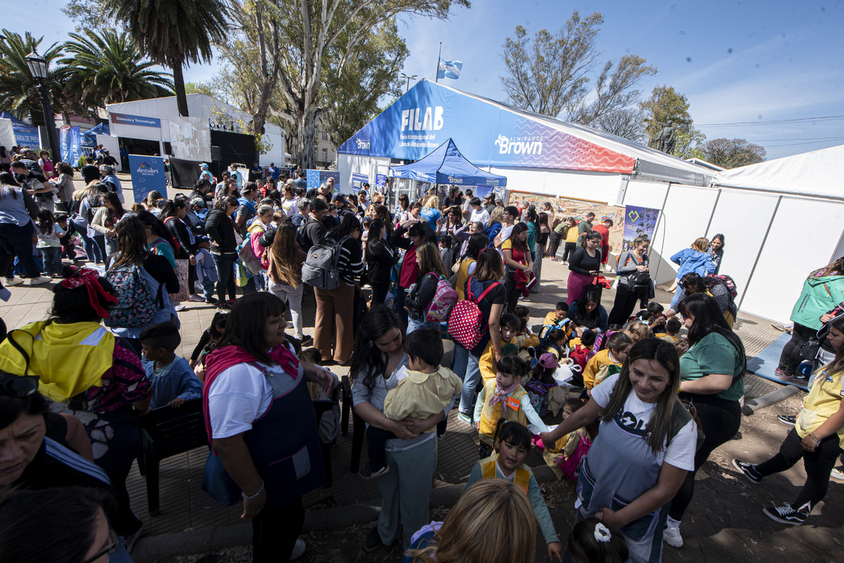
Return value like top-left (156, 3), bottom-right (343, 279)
top-left (543, 328), bottom-right (568, 361)
top-left (542, 398), bottom-right (598, 480)
top-left (479, 314), bottom-right (522, 383)
top-left (466, 420), bottom-right (563, 562)
top-left (541, 301), bottom-right (573, 340)
top-left (655, 318), bottom-right (682, 343)
top-left (583, 332), bottom-right (633, 395)
top-left (732, 314), bottom-right (844, 526)
top-left (474, 355), bottom-right (548, 458)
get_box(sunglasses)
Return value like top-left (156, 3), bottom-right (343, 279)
top-left (0, 375), bottom-right (39, 397)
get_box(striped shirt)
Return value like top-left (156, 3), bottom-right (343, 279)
top-left (335, 236), bottom-right (365, 286)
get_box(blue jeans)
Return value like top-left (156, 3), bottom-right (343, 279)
top-left (93, 234), bottom-right (108, 264)
top-left (0, 222), bottom-right (41, 279)
top-left (454, 344), bottom-right (481, 416)
top-left (201, 278), bottom-right (216, 300)
top-left (71, 217), bottom-right (102, 263)
top-left (406, 316), bottom-right (436, 334)
top-left (670, 285), bottom-right (686, 312)
top-left (212, 253), bottom-right (237, 303)
top-left (40, 246), bottom-right (62, 276)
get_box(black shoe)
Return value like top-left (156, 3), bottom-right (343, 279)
top-left (364, 526), bottom-right (385, 552)
top-left (205, 296), bottom-right (218, 304)
top-left (777, 414), bottom-right (796, 425)
top-left (763, 502), bottom-right (810, 525)
top-left (732, 459), bottom-right (762, 484)
top-left (299, 335), bottom-right (313, 346)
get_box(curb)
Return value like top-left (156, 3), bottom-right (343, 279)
top-left (131, 465), bottom-right (558, 562)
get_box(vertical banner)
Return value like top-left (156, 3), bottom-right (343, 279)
top-left (128, 154), bottom-right (166, 203)
top-left (375, 174), bottom-right (386, 191)
top-left (622, 205), bottom-right (660, 251)
top-left (60, 125), bottom-right (71, 163)
top-left (306, 169), bottom-right (340, 192)
top-left (68, 126), bottom-right (82, 165)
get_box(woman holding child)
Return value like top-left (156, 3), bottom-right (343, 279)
top-left (351, 306), bottom-right (452, 553)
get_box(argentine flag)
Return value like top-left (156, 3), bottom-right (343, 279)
top-left (437, 59), bottom-right (463, 80)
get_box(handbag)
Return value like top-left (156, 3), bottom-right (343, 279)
top-left (799, 337), bottom-right (822, 362)
top-left (201, 451), bottom-right (242, 506)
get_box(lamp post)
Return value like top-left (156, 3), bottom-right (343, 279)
top-left (400, 73), bottom-right (418, 93)
top-left (25, 50), bottom-right (59, 163)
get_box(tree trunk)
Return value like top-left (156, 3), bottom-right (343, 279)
top-left (296, 107), bottom-right (317, 170)
top-left (173, 62), bottom-right (189, 117)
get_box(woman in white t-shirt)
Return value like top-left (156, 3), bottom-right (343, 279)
top-left (541, 338), bottom-right (696, 563)
top-left (202, 292), bottom-right (334, 563)
top-left (280, 184), bottom-right (299, 217)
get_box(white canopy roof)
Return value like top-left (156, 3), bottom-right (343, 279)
top-left (712, 144), bottom-right (844, 201)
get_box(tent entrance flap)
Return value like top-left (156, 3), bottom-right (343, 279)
top-left (389, 138), bottom-right (507, 187)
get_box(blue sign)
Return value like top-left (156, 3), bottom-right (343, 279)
top-left (128, 154), bottom-right (166, 203)
top-left (375, 174), bottom-right (386, 190)
top-left (0, 111), bottom-right (40, 149)
top-left (112, 113), bottom-right (161, 128)
top-left (350, 173), bottom-right (368, 191)
top-left (60, 126), bottom-right (82, 164)
top-left (338, 80), bottom-right (635, 174)
top-left (305, 170), bottom-right (340, 192)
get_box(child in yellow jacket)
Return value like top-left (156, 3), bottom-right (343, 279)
top-left (583, 332), bottom-right (633, 394)
top-left (479, 314), bottom-right (522, 383)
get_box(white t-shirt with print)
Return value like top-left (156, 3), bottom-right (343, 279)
top-left (590, 374), bottom-right (697, 471)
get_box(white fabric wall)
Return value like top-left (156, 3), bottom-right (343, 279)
top-left (168, 117), bottom-right (211, 162)
top-left (259, 132), bottom-right (284, 167)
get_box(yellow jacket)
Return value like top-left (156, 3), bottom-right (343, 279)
top-left (583, 349), bottom-right (621, 390)
top-left (478, 379), bottom-right (529, 443)
top-left (383, 366), bottom-right (462, 430)
top-left (454, 258), bottom-right (475, 301)
top-left (479, 333), bottom-right (541, 383)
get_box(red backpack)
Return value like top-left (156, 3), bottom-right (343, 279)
top-left (447, 276), bottom-right (501, 350)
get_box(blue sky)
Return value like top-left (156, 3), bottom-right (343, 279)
top-left (8, 0), bottom-right (843, 160)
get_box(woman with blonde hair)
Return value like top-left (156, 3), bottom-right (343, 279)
top-left (404, 479), bottom-right (536, 563)
top-left (420, 195), bottom-right (441, 231)
top-left (268, 221), bottom-right (310, 345)
top-left (485, 206), bottom-right (504, 241)
top-left (668, 237), bottom-right (714, 311)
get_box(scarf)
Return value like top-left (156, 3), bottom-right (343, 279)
top-left (237, 197), bottom-right (256, 214)
top-left (489, 381), bottom-right (520, 415)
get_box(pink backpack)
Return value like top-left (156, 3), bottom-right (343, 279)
top-left (558, 433), bottom-right (592, 481)
top-left (425, 277), bottom-right (458, 322)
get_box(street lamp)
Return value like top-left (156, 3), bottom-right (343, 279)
top-left (400, 73), bottom-right (418, 93)
top-left (25, 50), bottom-right (59, 164)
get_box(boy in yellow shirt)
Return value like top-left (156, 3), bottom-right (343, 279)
top-left (655, 318), bottom-right (682, 342)
top-left (480, 314), bottom-right (522, 383)
top-left (582, 332), bottom-right (633, 395)
top-left (364, 327), bottom-right (462, 479)
top-left (541, 301), bottom-right (572, 340)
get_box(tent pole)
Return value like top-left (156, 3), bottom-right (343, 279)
top-left (435, 43), bottom-right (442, 83)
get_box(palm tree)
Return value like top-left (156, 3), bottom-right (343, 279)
top-left (0, 30), bottom-right (64, 125)
top-left (58, 30), bottom-right (174, 111)
top-left (105, 0), bottom-right (229, 117)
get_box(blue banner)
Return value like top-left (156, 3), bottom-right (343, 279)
top-left (129, 154), bottom-right (166, 203)
top-left (60, 126), bottom-right (70, 163)
top-left (111, 113), bottom-right (161, 128)
top-left (375, 174), bottom-right (386, 190)
top-left (338, 80), bottom-right (635, 174)
top-left (68, 126), bottom-right (81, 164)
top-left (306, 170), bottom-right (340, 192)
top-left (0, 111), bottom-right (40, 149)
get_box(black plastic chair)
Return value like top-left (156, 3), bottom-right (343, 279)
top-left (341, 375), bottom-right (366, 473)
top-left (139, 399), bottom-right (209, 516)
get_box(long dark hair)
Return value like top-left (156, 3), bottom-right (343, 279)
top-left (600, 338), bottom-right (682, 456)
top-left (111, 215), bottom-right (149, 269)
top-left (679, 293), bottom-right (746, 376)
top-left (328, 212), bottom-right (361, 241)
top-left (135, 209), bottom-right (170, 242)
top-left (0, 373), bottom-right (49, 430)
top-left (573, 290), bottom-right (600, 322)
top-left (50, 267), bottom-right (116, 323)
top-left (465, 233), bottom-right (489, 261)
top-left (36, 209), bottom-right (55, 235)
top-left (103, 192), bottom-right (125, 217)
top-left (215, 292), bottom-right (287, 365)
top-left (508, 222), bottom-right (529, 255)
top-left (349, 305), bottom-right (404, 390)
top-left (823, 315), bottom-right (844, 376)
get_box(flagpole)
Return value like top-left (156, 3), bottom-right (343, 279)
top-left (435, 42), bottom-right (442, 83)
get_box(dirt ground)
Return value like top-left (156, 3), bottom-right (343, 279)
top-left (159, 391), bottom-right (844, 563)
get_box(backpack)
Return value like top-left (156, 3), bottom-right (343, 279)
top-left (447, 276), bottom-right (501, 350)
top-left (425, 277), bottom-right (458, 322)
top-left (593, 362), bottom-right (622, 387)
top-left (301, 235), bottom-right (351, 290)
top-left (704, 274), bottom-right (738, 299)
top-left (558, 433), bottom-right (592, 481)
top-left (406, 272), bottom-right (440, 320)
top-left (104, 263), bottom-right (159, 328)
top-left (237, 241), bottom-right (264, 275)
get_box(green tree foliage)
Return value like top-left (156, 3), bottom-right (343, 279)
top-left (640, 85), bottom-right (692, 146)
top-left (104, 0), bottom-right (229, 117)
top-left (703, 138), bottom-right (766, 169)
top-left (57, 30), bottom-right (173, 112)
top-left (221, 0), bottom-right (469, 169)
top-left (62, 0), bottom-right (114, 31)
top-left (500, 11), bottom-right (656, 130)
top-left (185, 81), bottom-right (218, 97)
top-left (0, 31), bottom-right (64, 125)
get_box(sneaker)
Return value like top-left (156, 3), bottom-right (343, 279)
top-left (205, 296), bottom-right (218, 304)
top-left (763, 502), bottom-right (810, 525)
top-left (663, 526), bottom-right (683, 548)
top-left (773, 367), bottom-right (787, 378)
top-left (124, 522), bottom-right (145, 553)
top-left (174, 303), bottom-right (186, 311)
top-left (360, 462), bottom-right (390, 480)
top-left (189, 294), bottom-right (205, 302)
top-left (457, 412), bottom-right (473, 426)
top-left (831, 467), bottom-right (844, 482)
top-left (4, 277), bottom-right (22, 286)
top-left (364, 526), bottom-right (385, 552)
top-left (779, 372), bottom-right (806, 384)
top-left (777, 414), bottom-right (797, 425)
top-left (289, 538), bottom-right (306, 561)
top-left (299, 335), bottom-right (313, 346)
top-left (28, 276), bottom-right (49, 286)
top-left (732, 459), bottom-right (762, 484)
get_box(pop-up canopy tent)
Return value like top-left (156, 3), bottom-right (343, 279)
top-left (80, 122), bottom-right (111, 151)
top-left (0, 111), bottom-right (40, 149)
top-left (389, 138), bottom-right (507, 186)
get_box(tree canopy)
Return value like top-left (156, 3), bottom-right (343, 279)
top-left (0, 30), bottom-right (64, 125)
top-left (640, 85), bottom-right (705, 158)
top-left (703, 138), bottom-right (766, 169)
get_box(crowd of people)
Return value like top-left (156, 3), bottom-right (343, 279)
top-left (0, 150), bottom-right (842, 563)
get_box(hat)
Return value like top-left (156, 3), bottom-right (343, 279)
top-left (195, 234), bottom-right (210, 243)
top-left (332, 193), bottom-right (350, 206)
top-left (483, 193), bottom-right (494, 200)
top-left (200, 163), bottom-right (209, 169)
top-left (538, 353), bottom-right (559, 370)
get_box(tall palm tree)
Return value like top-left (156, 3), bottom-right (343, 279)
top-left (105, 0), bottom-right (229, 117)
top-left (0, 30), bottom-right (64, 125)
top-left (58, 30), bottom-right (174, 110)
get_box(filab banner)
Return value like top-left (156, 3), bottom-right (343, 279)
top-left (129, 154), bottom-right (167, 203)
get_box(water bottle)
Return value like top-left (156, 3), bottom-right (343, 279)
top-left (797, 360), bottom-right (814, 379)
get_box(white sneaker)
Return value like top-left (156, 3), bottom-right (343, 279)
top-left (663, 526), bottom-right (683, 548)
top-left (4, 277), bottom-right (22, 286)
top-left (289, 538), bottom-right (306, 561)
top-left (189, 294), bottom-right (205, 302)
top-left (831, 467), bottom-right (844, 482)
top-left (28, 276), bottom-right (49, 286)
top-left (174, 303), bottom-right (186, 311)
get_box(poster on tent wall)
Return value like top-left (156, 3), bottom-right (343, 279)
top-left (351, 173), bottom-right (368, 191)
top-left (508, 191), bottom-right (625, 255)
top-left (128, 154), bottom-right (166, 203)
top-left (60, 126), bottom-right (82, 164)
top-left (375, 174), bottom-right (386, 191)
top-left (622, 206), bottom-right (660, 252)
top-left (306, 170), bottom-right (339, 192)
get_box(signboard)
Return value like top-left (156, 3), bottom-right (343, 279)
top-left (351, 173), bottom-right (368, 191)
top-left (375, 174), bottom-right (386, 191)
top-left (339, 80), bottom-right (635, 174)
top-left (622, 205), bottom-right (660, 252)
top-left (111, 113), bottom-right (161, 128)
top-left (128, 154), bottom-right (166, 203)
top-left (305, 170), bottom-right (340, 192)
top-left (60, 126), bottom-right (82, 165)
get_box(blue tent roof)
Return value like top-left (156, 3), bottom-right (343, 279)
top-left (81, 122), bottom-right (110, 147)
top-left (389, 138), bottom-right (507, 187)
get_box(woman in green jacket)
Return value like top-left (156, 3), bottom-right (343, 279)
top-left (778, 257), bottom-right (844, 383)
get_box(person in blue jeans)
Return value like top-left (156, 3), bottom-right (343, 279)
top-left (669, 238), bottom-right (714, 311)
top-left (0, 172), bottom-right (49, 285)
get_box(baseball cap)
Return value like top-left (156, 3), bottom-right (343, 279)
top-left (538, 353), bottom-right (559, 370)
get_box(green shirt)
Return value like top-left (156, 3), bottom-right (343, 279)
top-left (577, 220), bottom-right (592, 236)
top-left (680, 332), bottom-right (744, 401)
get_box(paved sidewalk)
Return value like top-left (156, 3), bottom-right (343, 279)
top-left (0, 239), bottom-right (784, 538)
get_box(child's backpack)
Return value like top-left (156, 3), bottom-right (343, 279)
top-left (104, 263), bottom-right (159, 328)
top-left (704, 274), bottom-right (738, 299)
top-left (524, 378), bottom-right (554, 417)
top-left (569, 344), bottom-right (592, 371)
top-left (425, 276), bottom-right (458, 322)
top-left (237, 241), bottom-right (264, 275)
top-left (593, 362), bottom-right (622, 387)
top-left (558, 433), bottom-right (592, 481)
top-left (301, 235), bottom-right (351, 290)
top-left (447, 276), bottom-right (501, 350)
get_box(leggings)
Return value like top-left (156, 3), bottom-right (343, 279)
top-left (562, 242), bottom-right (577, 263)
top-left (756, 428), bottom-right (843, 509)
top-left (548, 232), bottom-right (563, 258)
top-left (669, 394), bottom-right (742, 521)
top-left (212, 253), bottom-right (238, 303)
top-left (608, 284), bottom-right (645, 326)
top-left (778, 323), bottom-right (816, 376)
